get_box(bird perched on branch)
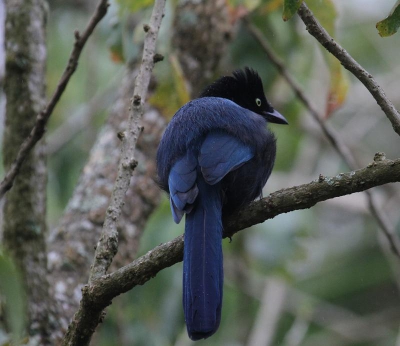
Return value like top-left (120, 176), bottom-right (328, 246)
top-left (157, 67), bottom-right (288, 340)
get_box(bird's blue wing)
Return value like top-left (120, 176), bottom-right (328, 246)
top-left (168, 132), bottom-right (254, 222)
top-left (199, 132), bottom-right (254, 185)
top-left (168, 153), bottom-right (198, 224)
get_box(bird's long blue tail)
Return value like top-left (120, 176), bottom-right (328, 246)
top-left (183, 176), bottom-right (223, 340)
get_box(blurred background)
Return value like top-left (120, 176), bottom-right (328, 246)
top-left (2, 0), bottom-right (400, 345)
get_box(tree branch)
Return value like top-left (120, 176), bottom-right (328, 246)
top-left (47, 67), bottom-right (165, 341)
top-left (88, 0), bottom-right (166, 283)
top-left (0, 0), bottom-right (110, 199)
top-left (223, 156), bottom-right (400, 237)
top-left (297, 2), bottom-right (400, 137)
top-left (64, 156), bottom-right (400, 339)
top-left (243, 18), bottom-right (400, 258)
top-left (61, 1), bottom-right (166, 344)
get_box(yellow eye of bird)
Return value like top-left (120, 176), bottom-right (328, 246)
top-left (255, 98), bottom-right (262, 107)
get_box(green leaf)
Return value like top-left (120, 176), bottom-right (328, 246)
top-left (376, 1), bottom-right (400, 37)
top-left (282, 0), bottom-right (303, 21)
top-left (307, 0), bottom-right (348, 117)
top-left (117, 0), bottom-right (154, 13)
top-left (325, 56), bottom-right (349, 117)
top-left (0, 251), bottom-right (26, 344)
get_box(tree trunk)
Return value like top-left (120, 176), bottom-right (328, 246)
top-left (2, 0), bottom-right (52, 343)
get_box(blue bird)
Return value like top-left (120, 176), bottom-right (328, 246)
top-left (156, 67), bottom-right (288, 340)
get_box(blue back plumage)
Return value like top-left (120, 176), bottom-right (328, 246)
top-left (156, 68), bottom-right (286, 340)
top-left (157, 98), bottom-right (272, 189)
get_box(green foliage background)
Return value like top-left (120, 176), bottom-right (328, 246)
top-left (2, 0), bottom-right (399, 345)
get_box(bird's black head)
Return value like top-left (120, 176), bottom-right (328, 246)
top-left (199, 67), bottom-right (288, 124)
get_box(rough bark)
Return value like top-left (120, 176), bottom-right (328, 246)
top-left (2, 0), bottom-right (52, 343)
top-left (172, 0), bottom-right (233, 97)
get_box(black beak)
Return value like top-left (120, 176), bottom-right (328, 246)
top-left (263, 109), bottom-right (288, 125)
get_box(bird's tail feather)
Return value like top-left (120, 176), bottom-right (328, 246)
top-left (183, 176), bottom-right (223, 340)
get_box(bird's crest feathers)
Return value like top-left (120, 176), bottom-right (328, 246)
top-left (232, 67), bottom-right (264, 92)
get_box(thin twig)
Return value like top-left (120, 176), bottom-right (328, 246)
top-left (243, 18), bottom-right (400, 259)
top-left (0, 0), bottom-right (110, 199)
top-left (297, 2), bottom-right (400, 136)
top-left (88, 0), bottom-right (166, 283)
